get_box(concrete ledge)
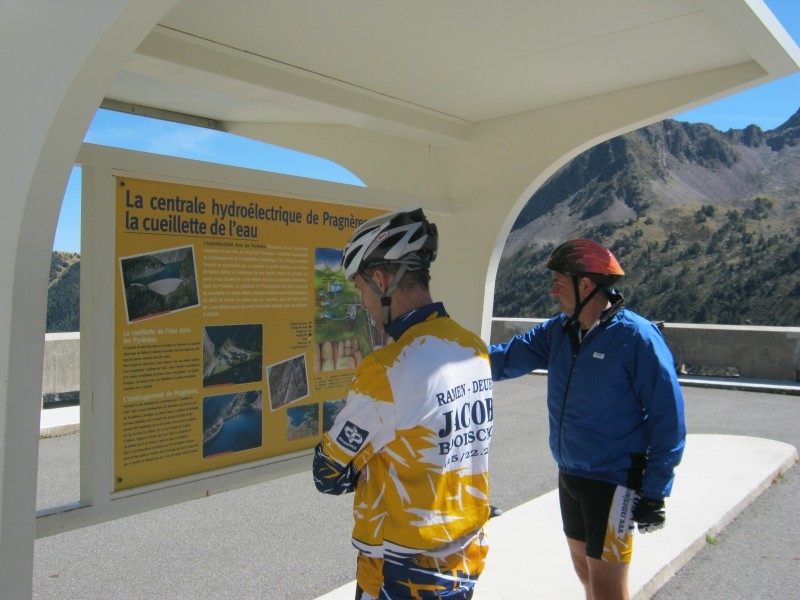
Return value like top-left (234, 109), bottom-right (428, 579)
top-left (490, 318), bottom-right (800, 382)
top-left (498, 369), bottom-right (800, 397)
top-left (39, 424), bottom-right (81, 439)
top-left (315, 434), bottom-right (798, 599)
top-left (676, 376), bottom-right (800, 396)
top-left (39, 405), bottom-right (80, 438)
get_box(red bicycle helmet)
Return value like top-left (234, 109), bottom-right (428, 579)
top-left (546, 239), bottom-right (624, 286)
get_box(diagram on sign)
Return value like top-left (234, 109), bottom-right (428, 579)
top-left (313, 247), bottom-right (387, 372)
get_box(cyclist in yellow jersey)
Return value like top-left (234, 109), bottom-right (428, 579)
top-left (313, 208), bottom-right (493, 600)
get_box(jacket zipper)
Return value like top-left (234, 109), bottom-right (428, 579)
top-left (557, 326), bottom-right (582, 464)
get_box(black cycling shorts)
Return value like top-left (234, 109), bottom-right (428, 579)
top-left (558, 471), bottom-right (637, 563)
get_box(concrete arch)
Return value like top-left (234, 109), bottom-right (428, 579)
top-left (1, 1), bottom-right (178, 595)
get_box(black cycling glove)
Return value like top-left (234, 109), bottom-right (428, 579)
top-left (633, 496), bottom-right (666, 533)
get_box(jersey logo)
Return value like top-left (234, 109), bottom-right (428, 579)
top-left (593, 352), bottom-right (605, 360)
top-left (337, 421), bottom-right (368, 452)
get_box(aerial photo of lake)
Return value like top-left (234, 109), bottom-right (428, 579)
top-left (203, 390), bottom-right (263, 457)
top-left (286, 403), bottom-right (319, 441)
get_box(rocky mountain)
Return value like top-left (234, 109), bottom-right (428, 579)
top-left (495, 110), bottom-right (800, 326)
top-left (47, 252), bottom-right (81, 333)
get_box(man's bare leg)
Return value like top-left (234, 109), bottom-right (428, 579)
top-left (566, 538), bottom-right (592, 598)
top-left (566, 537), bottom-right (629, 600)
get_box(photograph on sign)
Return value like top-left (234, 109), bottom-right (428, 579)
top-left (202, 323), bottom-right (263, 388)
top-left (119, 245), bottom-right (200, 322)
top-left (202, 390), bottom-right (263, 458)
top-left (266, 353), bottom-right (310, 410)
top-left (286, 403), bottom-right (320, 442)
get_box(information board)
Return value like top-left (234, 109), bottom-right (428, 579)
top-left (114, 176), bottom-right (385, 491)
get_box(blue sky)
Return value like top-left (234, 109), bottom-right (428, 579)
top-left (52, 115), bottom-right (364, 252)
top-left (52, 0), bottom-right (800, 252)
top-left (675, 0), bottom-right (800, 131)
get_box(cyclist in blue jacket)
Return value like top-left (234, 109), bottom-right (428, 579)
top-left (490, 239), bottom-right (685, 600)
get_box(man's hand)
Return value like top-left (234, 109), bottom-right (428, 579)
top-left (633, 496), bottom-right (666, 533)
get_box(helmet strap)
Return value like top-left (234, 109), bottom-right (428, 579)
top-left (362, 264), bottom-right (409, 327)
top-left (567, 274), bottom-right (601, 328)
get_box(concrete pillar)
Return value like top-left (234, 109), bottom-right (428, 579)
top-left (0, 1), bottom-right (176, 596)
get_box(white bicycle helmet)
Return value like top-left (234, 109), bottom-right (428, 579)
top-left (342, 207), bottom-right (438, 282)
top-left (342, 208), bottom-right (438, 326)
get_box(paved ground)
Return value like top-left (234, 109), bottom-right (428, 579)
top-left (653, 465), bottom-right (800, 599)
top-left (651, 387), bottom-right (800, 600)
top-left (33, 376), bottom-right (800, 599)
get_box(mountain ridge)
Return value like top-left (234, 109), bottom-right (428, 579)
top-left (495, 109), bottom-right (800, 326)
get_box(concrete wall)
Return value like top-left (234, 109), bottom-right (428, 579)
top-left (42, 333), bottom-right (80, 395)
top-left (44, 323), bottom-right (800, 397)
top-left (490, 319), bottom-right (800, 382)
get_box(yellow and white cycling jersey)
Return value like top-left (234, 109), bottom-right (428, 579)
top-left (314, 303), bottom-right (494, 560)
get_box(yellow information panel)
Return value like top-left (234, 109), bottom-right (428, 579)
top-left (114, 176), bottom-right (385, 491)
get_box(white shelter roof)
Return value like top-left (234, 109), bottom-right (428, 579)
top-left (106, 0), bottom-right (800, 144)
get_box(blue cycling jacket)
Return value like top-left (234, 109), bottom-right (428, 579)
top-left (489, 309), bottom-right (685, 499)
